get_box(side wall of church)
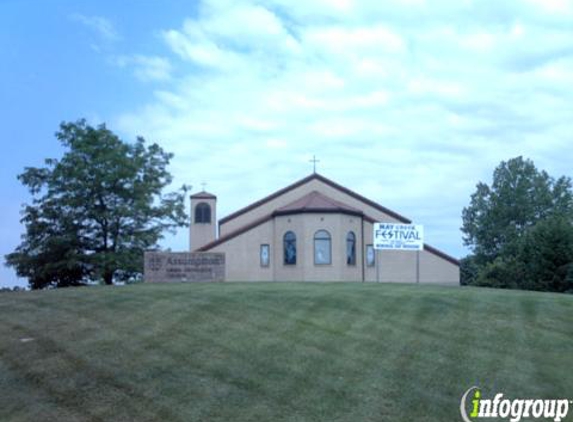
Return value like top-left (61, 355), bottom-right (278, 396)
top-left (208, 219), bottom-right (275, 281)
top-left (418, 250), bottom-right (460, 284)
top-left (209, 215), bottom-right (459, 283)
top-left (362, 221), bottom-right (459, 284)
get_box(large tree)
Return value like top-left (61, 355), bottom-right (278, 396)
top-left (461, 156), bottom-right (573, 291)
top-left (6, 120), bottom-right (188, 289)
top-left (462, 156), bottom-right (573, 263)
top-left (518, 216), bottom-right (573, 292)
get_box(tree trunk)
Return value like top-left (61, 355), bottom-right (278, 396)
top-left (103, 272), bottom-right (113, 285)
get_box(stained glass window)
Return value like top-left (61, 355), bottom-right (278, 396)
top-left (314, 230), bottom-right (331, 265)
top-left (346, 232), bottom-right (356, 265)
top-left (283, 231), bottom-right (296, 265)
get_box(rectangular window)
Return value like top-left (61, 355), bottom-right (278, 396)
top-left (260, 244), bottom-right (270, 267)
top-left (366, 244), bottom-right (375, 267)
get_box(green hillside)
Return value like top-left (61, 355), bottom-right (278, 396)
top-left (1, 283), bottom-right (572, 422)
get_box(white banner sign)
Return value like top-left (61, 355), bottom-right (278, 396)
top-left (373, 223), bottom-right (424, 251)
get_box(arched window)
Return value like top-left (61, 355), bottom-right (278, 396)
top-left (283, 231), bottom-right (297, 265)
top-left (314, 230), bottom-right (331, 265)
top-left (194, 202), bottom-right (211, 224)
top-left (346, 231), bottom-right (356, 265)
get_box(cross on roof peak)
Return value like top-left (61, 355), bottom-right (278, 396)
top-left (309, 155), bottom-right (320, 174)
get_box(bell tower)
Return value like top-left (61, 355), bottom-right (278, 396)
top-left (189, 190), bottom-right (217, 251)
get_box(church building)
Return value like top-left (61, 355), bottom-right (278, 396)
top-left (189, 173), bottom-right (459, 284)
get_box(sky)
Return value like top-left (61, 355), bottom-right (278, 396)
top-left (1, 0), bottom-right (573, 288)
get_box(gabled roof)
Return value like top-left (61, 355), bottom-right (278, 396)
top-left (191, 191), bottom-right (217, 199)
top-left (197, 174), bottom-right (459, 266)
top-left (274, 190), bottom-right (363, 217)
top-left (219, 173), bottom-right (410, 226)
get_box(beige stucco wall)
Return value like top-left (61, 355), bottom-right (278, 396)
top-left (362, 221), bottom-right (459, 285)
top-left (208, 219), bottom-right (274, 281)
top-left (220, 178), bottom-right (404, 236)
top-left (362, 249), bottom-right (459, 285)
top-left (211, 214), bottom-right (459, 284)
top-left (419, 249), bottom-right (459, 285)
top-left (209, 213), bottom-right (365, 282)
top-left (273, 213), bottom-right (363, 282)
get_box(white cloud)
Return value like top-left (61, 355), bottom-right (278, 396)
top-left (459, 32), bottom-right (497, 51)
top-left (304, 25), bottom-right (406, 55)
top-left (406, 77), bottom-right (465, 99)
top-left (525, 0), bottom-right (572, 15)
top-left (161, 3), bottom-right (300, 70)
top-left (70, 13), bottom-right (120, 42)
top-left (114, 55), bottom-right (173, 82)
top-left (112, 0), bottom-right (573, 258)
top-left (163, 26), bottom-right (238, 68)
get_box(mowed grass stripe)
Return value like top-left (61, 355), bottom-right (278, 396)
top-left (1, 283), bottom-right (572, 422)
top-left (1, 314), bottom-right (188, 422)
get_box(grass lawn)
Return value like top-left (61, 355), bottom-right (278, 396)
top-left (1, 282), bottom-right (572, 422)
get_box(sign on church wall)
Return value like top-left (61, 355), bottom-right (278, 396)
top-left (373, 223), bottom-right (424, 251)
top-left (144, 251), bottom-right (225, 282)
